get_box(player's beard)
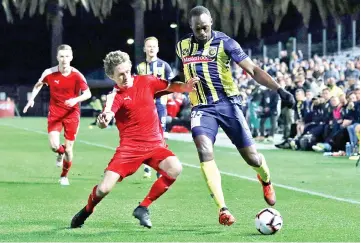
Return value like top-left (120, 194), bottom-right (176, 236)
top-left (195, 35), bottom-right (209, 45)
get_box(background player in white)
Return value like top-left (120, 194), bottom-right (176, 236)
top-left (136, 37), bottom-right (174, 179)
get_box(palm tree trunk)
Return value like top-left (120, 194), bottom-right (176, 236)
top-left (132, 0), bottom-right (145, 65)
top-left (50, 3), bottom-right (63, 66)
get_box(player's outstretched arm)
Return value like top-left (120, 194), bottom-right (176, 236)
top-left (23, 80), bottom-right (44, 113)
top-left (64, 88), bottom-right (92, 107)
top-left (238, 58), bottom-right (295, 108)
top-left (166, 76), bottom-right (199, 93)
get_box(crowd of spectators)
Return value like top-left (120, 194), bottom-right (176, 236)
top-left (231, 50), bottom-right (360, 158)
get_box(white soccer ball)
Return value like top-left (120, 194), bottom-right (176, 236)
top-left (255, 208), bottom-right (283, 235)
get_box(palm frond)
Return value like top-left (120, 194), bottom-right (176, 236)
top-left (220, 0), bottom-right (231, 35)
top-left (314, 0), bottom-right (328, 27)
top-left (29, 0), bottom-right (37, 17)
top-left (19, 0), bottom-right (29, 19)
top-left (38, 0), bottom-right (46, 14)
top-left (2, 0), bottom-right (14, 23)
top-left (80, 0), bottom-right (89, 11)
top-left (232, 0), bottom-right (242, 36)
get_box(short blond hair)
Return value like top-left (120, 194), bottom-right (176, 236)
top-left (57, 44), bottom-right (72, 52)
top-left (103, 50), bottom-right (132, 77)
top-left (144, 36), bottom-right (158, 44)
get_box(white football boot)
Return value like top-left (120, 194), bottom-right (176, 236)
top-left (59, 177), bottom-right (70, 186)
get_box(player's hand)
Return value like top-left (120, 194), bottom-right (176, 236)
top-left (184, 77), bottom-right (200, 92)
top-left (23, 100), bottom-right (34, 113)
top-left (64, 98), bottom-right (78, 107)
top-left (97, 112), bottom-right (113, 129)
top-left (277, 88), bottom-right (295, 108)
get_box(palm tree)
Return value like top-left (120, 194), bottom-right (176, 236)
top-left (1, 0), bottom-right (116, 65)
top-left (2, 0), bottom-right (355, 63)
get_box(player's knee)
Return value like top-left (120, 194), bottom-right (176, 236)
top-left (50, 144), bottom-right (59, 152)
top-left (64, 147), bottom-right (73, 155)
top-left (97, 184), bottom-right (112, 196)
top-left (165, 161), bottom-right (183, 178)
top-left (196, 144), bottom-right (214, 161)
top-left (195, 137), bottom-right (214, 161)
top-left (244, 153), bottom-right (262, 167)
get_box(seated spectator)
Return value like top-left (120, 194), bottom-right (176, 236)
top-left (325, 75), bottom-right (343, 98)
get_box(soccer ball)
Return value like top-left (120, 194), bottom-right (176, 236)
top-left (255, 208), bottom-right (283, 235)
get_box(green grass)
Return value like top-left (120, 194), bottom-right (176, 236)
top-left (0, 117), bottom-right (359, 242)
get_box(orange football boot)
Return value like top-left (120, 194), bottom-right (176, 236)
top-left (257, 174), bottom-right (276, 206)
top-left (219, 207), bottom-right (236, 226)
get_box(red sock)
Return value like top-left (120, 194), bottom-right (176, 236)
top-left (60, 160), bottom-right (72, 177)
top-left (85, 186), bottom-right (104, 213)
top-left (56, 145), bottom-right (65, 154)
top-left (140, 174), bottom-right (176, 207)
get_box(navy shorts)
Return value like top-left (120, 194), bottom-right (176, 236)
top-left (191, 96), bottom-right (254, 149)
top-left (156, 103), bottom-right (167, 132)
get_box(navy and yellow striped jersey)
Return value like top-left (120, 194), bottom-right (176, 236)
top-left (176, 30), bottom-right (248, 106)
top-left (136, 58), bottom-right (174, 105)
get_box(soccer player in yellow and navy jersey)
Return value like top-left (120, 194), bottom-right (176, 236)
top-left (176, 6), bottom-right (295, 226)
top-left (136, 37), bottom-right (174, 179)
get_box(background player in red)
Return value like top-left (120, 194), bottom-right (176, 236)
top-left (23, 44), bottom-right (91, 186)
top-left (70, 50), bottom-right (198, 229)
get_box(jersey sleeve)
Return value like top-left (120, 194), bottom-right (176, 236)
top-left (223, 38), bottom-right (248, 63)
top-left (175, 42), bottom-right (184, 72)
top-left (164, 62), bottom-right (174, 81)
top-left (147, 75), bottom-right (169, 94)
top-left (104, 91), bottom-right (122, 114)
top-left (38, 69), bottom-right (51, 84)
top-left (135, 63), bottom-right (141, 75)
top-left (75, 71), bottom-right (89, 91)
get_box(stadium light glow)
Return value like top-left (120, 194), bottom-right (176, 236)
top-left (170, 23), bottom-right (178, 29)
top-left (127, 38), bottom-right (134, 45)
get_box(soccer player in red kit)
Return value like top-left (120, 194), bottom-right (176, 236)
top-left (70, 50), bottom-right (198, 229)
top-left (23, 44), bottom-right (91, 186)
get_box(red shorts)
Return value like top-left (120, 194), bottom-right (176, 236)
top-left (47, 116), bottom-right (80, 141)
top-left (106, 146), bottom-right (175, 179)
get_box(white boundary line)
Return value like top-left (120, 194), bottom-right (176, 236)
top-left (1, 123), bottom-right (360, 205)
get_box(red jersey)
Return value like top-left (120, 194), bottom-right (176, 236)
top-left (167, 96), bottom-right (183, 118)
top-left (39, 66), bottom-right (89, 118)
top-left (106, 75), bottom-right (168, 148)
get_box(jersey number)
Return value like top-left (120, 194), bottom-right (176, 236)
top-left (191, 111), bottom-right (203, 128)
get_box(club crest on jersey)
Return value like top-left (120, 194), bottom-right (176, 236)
top-left (182, 48), bottom-right (190, 56)
top-left (208, 46), bottom-right (218, 57)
